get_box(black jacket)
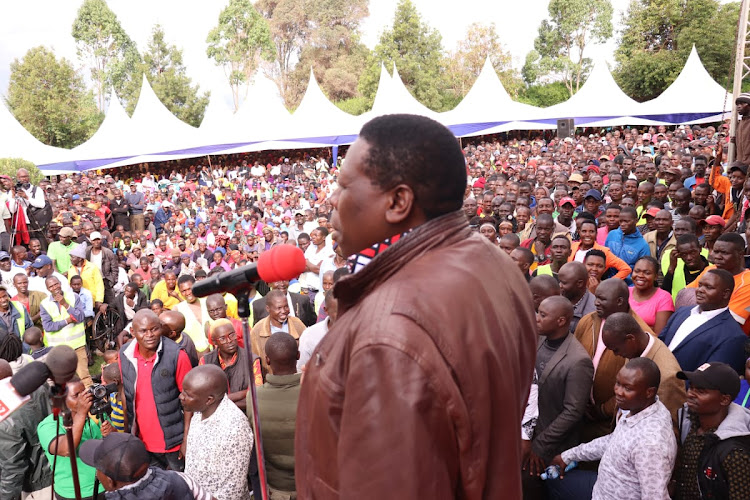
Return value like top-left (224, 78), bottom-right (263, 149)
top-left (0, 385), bottom-right (52, 498)
top-left (112, 290), bottom-right (149, 335)
top-left (252, 292), bottom-right (316, 327)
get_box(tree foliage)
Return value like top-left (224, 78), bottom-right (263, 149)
top-left (259, 0), bottom-right (368, 109)
top-left (0, 159), bottom-right (44, 183)
top-left (140, 25), bottom-right (210, 127)
top-left (6, 47), bottom-right (102, 148)
top-left (446, 22), bottom-right (523, 100)
top-left (518, 81), bottom-right (571, 107)
top-left (523, 0), bottom-right (613, 95)
top-left (614, 0), bottom-right (739, 101)
top-left (359, 0), bottom-right (449, 111)
top-left (207, 0), bottom-right (276, 111)
top-left (72, 0), bottom-right (142, 112)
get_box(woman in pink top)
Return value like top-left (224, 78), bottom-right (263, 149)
top-left (596, 204), bottom-right (621, 245)
top-left (628, 256), bottom-right (674, 335)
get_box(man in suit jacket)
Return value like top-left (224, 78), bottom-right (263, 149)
top-left (659, 268), bottom-right (747, 373)
top-left (602, 312), bottom-right (686, 427)
top-left (523, 297), bottom-right (593, 499)
top-left (252, 280), bottom-right (316, 327)
top-left (574, 279), bottom-right (654, 441)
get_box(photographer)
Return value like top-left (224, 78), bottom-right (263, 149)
top-left (37, 376), bottom-right (114, 500)
top-left (13, 169), bottom-right (49, 250)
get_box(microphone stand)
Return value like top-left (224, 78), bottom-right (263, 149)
top-left (51, 384), bottom-right (83, 500)
top-left (236, 289), bottom-right (269, 500)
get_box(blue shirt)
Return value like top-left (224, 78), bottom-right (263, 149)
top-left (76, 289), bottom-right (95, 319)
top-left (605, 228), bottom-right (650, 269)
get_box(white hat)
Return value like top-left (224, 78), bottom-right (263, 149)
top-left (90, 231), bottom-right (102, 241)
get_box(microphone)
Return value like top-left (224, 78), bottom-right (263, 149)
top-left (192, 244), bottom-right (306, 297)
top-left (0, 345), bottom-right (81, 423)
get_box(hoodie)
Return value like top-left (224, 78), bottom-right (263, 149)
top-left (604, 228), bottom-right (650, 269)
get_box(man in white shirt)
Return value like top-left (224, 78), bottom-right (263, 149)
top-left (297, 290), bottom-right (338, 371)
top-left (549, 358), bottom-right (677, 500)
top-left (300, 227), bottom-right (334, 294)
top-left (181, 365), bottom-right (253, 500)
top-left (659, 268), bottom-right (747, 372)
top-left (28, 255), bottom-right (71, 297)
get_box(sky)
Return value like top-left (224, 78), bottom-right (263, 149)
top-left (0, 0), bottom-right (664, 111)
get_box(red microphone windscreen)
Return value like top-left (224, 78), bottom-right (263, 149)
top-left (258, 245), bottom-right (306, 283)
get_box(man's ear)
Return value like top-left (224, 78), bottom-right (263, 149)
top-left (384, 184), bottom-right (416, 225)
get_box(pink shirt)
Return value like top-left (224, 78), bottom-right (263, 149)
top-left (628, 287), bottom-right (674, 331)
top-left (596, 226), bottom-right (610, 245)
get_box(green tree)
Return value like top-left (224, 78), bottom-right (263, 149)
top-left (5, 47), bottom-right (102, 148)
top-left (523, 0), bottom-right (613, 95)
top-left (72, 0), bottom-right (142, 111)
top-left (359, 0), bottom-right (449, 111)
top-left (614, 0), bottom-right (739, 101)
top-left (446, 22), bottom-right (523, 101)
top-left (206, 0), bottom-right (276, 111)
top-left (518, 81), bottom-right (571, 107)
top-left (256, 0), bottom-right (310, 103)
top-left (140, 25), bottom-right (210, 126)
top-left (0, 159), bottom-right (44, 184)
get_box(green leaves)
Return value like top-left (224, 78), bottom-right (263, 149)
top-left (6, 47), bottom-right (102, 148)
top-left (72, 0), bottom-right (142, 112)
top-left (142, 25), bottom-right (210, 127)
top-left (523, 0), bottom-right (614, 95)
top-left (613, 0), bottom-right (739, 102)
top-left (206, 0), bottom-right (276, 111)
top-left (359, 0), bottom-right (448, 111)
top-left (0, 159), bottom-right (45, 184)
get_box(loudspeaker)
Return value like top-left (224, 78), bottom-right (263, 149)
top-left (557, 118), bottom-right (575, 138)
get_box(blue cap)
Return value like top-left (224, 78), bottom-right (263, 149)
top-left (31, 255), bottom-right (52, 268)
top-left (584, 189), bottom-right (603, 201)
top-left (0, 252), bottom-right (9, 261)
top-left (71, 194), bottom-right (80, 201)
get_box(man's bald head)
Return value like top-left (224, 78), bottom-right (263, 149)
top-left (159, 311), bottom-right (185, 339)
top-left (558, 262), bottom-right (588, 300)
top-left (133, 308), bottom-right (159, 327)
top-left (205, 293), bottom-right (226, 311)
top-left (595, 279), bottom-right (630, 318)
top-left (540, 295), bottom-right (574, 321)
top-left (183, 365), bottom-right (228, 403)
top-left (530, 275), bottom-right (560, 311)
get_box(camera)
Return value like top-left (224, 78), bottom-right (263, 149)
top-left (14, 181), bottom-right (23, 191)
top-left (88, 382), bottom-right (117, 418)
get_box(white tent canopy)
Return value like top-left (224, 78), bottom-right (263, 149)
top-left (528, 60), bottom-right (665, 127)
top-left (280, 69), bottom-right (361, 141)
top-left (196, 95), bottom-right (235, 146)
top-left (639, 46), bottom-right (733, 124)
top-left (442, 58), bottom-right (542, 125)
top-left (364, 64), bottom-right (440, 120)
top-left (70, 93), bottom-right (132, 161)
top-left (0, 100), bottom-right (72, 167)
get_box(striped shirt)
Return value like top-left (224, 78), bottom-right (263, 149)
top-left (109, 393), bottom-right (126, 432)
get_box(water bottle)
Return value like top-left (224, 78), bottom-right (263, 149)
top-left (540, 461), bottom-right (578, 480)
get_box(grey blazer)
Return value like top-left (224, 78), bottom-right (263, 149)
top-left (532, 333), bottom-right (594, 461)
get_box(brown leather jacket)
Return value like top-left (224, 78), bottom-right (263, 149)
top-left (295, 211), bottom-right (537, 499)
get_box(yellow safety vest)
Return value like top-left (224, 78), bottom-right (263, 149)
top-left (41, 291), bottom-right (85, 349)
top-left (9, 301), bottom-right (26, 337)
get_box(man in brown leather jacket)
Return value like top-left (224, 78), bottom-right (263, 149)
top-left (295, 114), bottom-right (538, 499)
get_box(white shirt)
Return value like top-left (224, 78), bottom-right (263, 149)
top-left (562, 399), bottom-right (676, 500)
top-left (301, 244), bottom-right (334, 291)
top-left (668, 306), bottom-right (728, 351)
top-left (297, 317), bottom-right (330, 371)
top-left (28, 271), bottom-right (71, 297)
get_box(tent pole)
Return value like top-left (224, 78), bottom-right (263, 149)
top-left (729, 0), bottom-right (750, 165)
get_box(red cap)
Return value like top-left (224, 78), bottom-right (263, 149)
top-left (559, 197), bottom-right (576, 207)
top-left (704, 215), bottom-right (726, 227)
top-left (645, 207), bottom-right (660, 217)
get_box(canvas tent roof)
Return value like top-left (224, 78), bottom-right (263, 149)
top-left (0, 100), bottom-right (73, 169)
top-left (639, 46), bottom-right (733, 123)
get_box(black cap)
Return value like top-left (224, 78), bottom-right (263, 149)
top-left (79, 433), bottom-right (150, 482)
top-left (677, 362), bottom-right (741, 399)
top-left (729, 163), bottom-right (749, 176)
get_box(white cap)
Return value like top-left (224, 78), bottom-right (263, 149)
top-left (90, 231), bottom-right (102, 241)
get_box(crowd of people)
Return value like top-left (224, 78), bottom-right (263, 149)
top-left (2, 108), bottom-right (750, 499)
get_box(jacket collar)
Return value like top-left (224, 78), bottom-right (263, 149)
top-left (335, 211), bottom-right (471, 315)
